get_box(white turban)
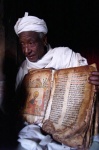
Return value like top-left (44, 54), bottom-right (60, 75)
top-left (14, 12), bottom-right (48, 35)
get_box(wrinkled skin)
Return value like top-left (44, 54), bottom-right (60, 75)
top-left (19, 31), bottom-right (99, 93)
top-left (19, 31), bottom-right (47, 62)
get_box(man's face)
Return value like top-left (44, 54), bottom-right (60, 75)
top-left (19, 31), bottom-right (46, 62)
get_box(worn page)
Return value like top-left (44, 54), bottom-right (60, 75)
top-left (22, 69), bottom-right (53, 124)
top-left (42, 64), bottom-right (97, 148)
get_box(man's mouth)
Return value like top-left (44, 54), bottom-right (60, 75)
top-left (27, 52), bottom-right (36, 58)
top-left (27, 54), bottom-right (37, 61)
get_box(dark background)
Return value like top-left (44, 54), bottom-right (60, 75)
top-left (0, 0), bottom-right (99, 149)
top-left (3, 0), bottom-right (99, 68)
top-left (4, 0), bottom-right (99, 48)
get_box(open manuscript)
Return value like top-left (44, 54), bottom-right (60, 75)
top-left (21, 64), bottom-right (98, 149)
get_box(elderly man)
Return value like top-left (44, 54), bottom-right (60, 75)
top-left (14, 12), bottom-right (99, 150)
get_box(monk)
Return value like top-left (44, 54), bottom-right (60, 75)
top-left (14, 12), bottom-right (99, 150)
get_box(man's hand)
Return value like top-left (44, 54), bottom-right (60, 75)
top-left (88, 71), bottom-right (99, 92)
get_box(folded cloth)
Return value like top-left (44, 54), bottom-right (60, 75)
top-left (89, 135), bottom-right (99, 150)
top-left (93, 135), bottom-right (99, 142)
top-left (89, 141), bottom-right (99, 150)
top-left (18, 124), bottom-right (78, 150)
top-left (14, 12), bottom-right (48, 35)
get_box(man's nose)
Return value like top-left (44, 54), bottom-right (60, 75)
top-left (24, 45), bottom-right (28, 53)
top-left (25, 47), bottom-right (28, 53)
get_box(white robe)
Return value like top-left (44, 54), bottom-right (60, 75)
top-left (16, 45), bottom-right (87, 89)
top-left (16, 45), bottom-right (88, 150)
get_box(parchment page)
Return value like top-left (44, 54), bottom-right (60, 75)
top-left (22, 69), bottom-right (53, 124)
top-left (43, 65), bottom-right (96, 129)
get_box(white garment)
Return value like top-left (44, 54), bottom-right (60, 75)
top-left (16, 45), bottom-right (88, 150)
top-left (15, 45), bottom-right (87, 89)
top-left (14, 12), bottom-right (48, 35)
top-left (18, 124), bottom-right (78, 150)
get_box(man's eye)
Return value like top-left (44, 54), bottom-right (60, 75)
top-left (29, 42), bottom-right (33, 44)
top-left (29, 41), bottom-right (35, 44)
top-left (21, 42), bottom-right (24, 45)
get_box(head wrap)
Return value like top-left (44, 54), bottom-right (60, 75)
top-left (14, 12), bottom-right (48, 35)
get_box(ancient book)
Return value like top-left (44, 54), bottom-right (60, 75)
top-left (21, 64), bottom-right (97, 149)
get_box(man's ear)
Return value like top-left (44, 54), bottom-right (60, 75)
top-left (43, 35), bottom-right (48, 46)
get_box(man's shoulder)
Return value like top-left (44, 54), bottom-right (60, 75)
top-left (53, 46), bottom-right (72, 51)
top-left (53, 46), bottom-right (71, 50)
top-left (52, 46), bottom-right (73, 54)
